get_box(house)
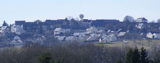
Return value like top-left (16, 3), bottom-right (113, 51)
top-left (146, 32), bottom-right (154, 39)
top-left (0, 26), bottom-right (7, 33)
top-left (11, 25), bottom-right (25, 35)
top-left (73, 32), bottom-right (88, 41)
top-left (11, 36), bottom-right (23, 44)
top-left (10, 36), bottom-right (24, 48)
top-left (153, 33), bottom-right (160, 39)
top-left (99, 35), bottom-right (108, 43)
top-left (87, 33), bottom-right (100, 41)
top-left (135, 18), bottom-right (148, 23)
top-left (99, 34), bottom-right (117, 43)
top-left (65, 36), bottom-right (78, 41)
top-left (54, 28), bottom-right (63, 35)
top-left (55, 36), bottom-right (65, 41)
top-left (117, 32), bottom-right (126, 37)
top-left (135, 23), bottom-right (144, 29)
top-left (54, 28), bottom-right (71, 35)
top-left (86, 27), bottom-right (98, 34)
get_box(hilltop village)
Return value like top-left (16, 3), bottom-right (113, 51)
top-left (0, 15), bottom-right (160, 47)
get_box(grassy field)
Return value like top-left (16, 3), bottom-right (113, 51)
top-left (96, 40), bottom-right (160, 49)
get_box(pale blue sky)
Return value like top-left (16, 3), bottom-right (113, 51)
top-left (0, 0), bottom-right (160, 25)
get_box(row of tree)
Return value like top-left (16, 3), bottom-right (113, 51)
top-left (121, 47), bottom-right (149, 63)
top-left (123, 16), bottom-right (160, 23)
top-left (0, 42), bottom-right (159, 63)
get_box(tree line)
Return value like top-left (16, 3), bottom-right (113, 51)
top-left (0, 42), bottom-right (160, 63)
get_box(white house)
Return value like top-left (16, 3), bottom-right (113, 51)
top-left (0, 26), bottom-right (7, 33)
top-left (146, 32), bottom-right (154, 39)
top-left (87, 33), bottom-right (100, 41)
top-left (117, 32), bottom-right (126, 37)
top-left (54, 28), bottom-right (63, 35)
top-left (86, 27), bottom-right (98, 34)
top-left (11, 25), bottom-right (25, 35)
top-left (54, 28), bottom-right (71, 35)
top-left (73, 32), bottom-right (87, 41)
top-left (99, 34), bottom-right (117, 43)
top-left (99, 35), bottom-right (108, 43)
top-left (135, 23), bottom-right (144, 29)
top-left (106, 34), bottom-right (117, 42)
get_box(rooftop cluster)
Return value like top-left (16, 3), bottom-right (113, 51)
top-left (0, 15), bottom-right (160, 47)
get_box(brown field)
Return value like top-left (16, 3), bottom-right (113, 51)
top-left (96, 40), bottom-right (160, 49)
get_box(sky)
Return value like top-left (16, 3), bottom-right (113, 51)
top-left (0, 0), bottom-right (160, 25)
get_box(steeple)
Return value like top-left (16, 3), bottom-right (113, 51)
top-left (2, 20), bottom-right (8, 26)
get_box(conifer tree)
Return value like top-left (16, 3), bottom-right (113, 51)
top-left (125, 48), bottom-right (141, 63)
top-left (140, 47), bottom-right (149, 63)
top-left (125, 48), bottom-right (134, 63)
top-left (132, 47), bottom-right (140, 63)
top-left (39, 52), bottom-right (52, 63)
